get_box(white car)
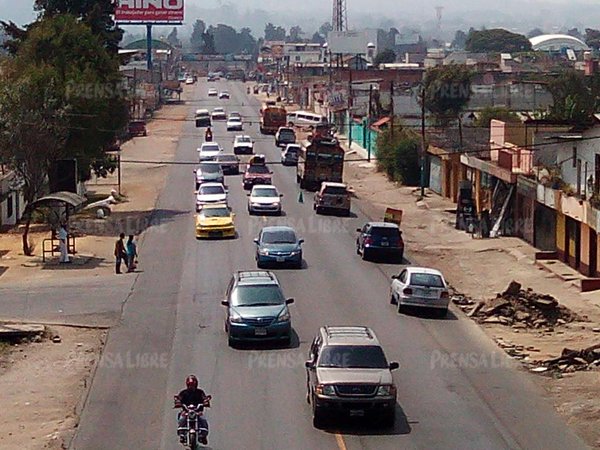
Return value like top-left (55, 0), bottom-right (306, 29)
top-left (247, 185), bottom-right (282, 215)
top-left (219, 91), bottom-right (230, 99)
top-left (198, 142), bottom-right (222, 161)
top-left (390, 267), bottom-right (450, 317)
top-left (227, 116), bottom-right (243, 131)
top-left (233, 135), bottom-right (254, 155)
top-left (185, 77), bottom-right (194, 85)
top-left (208, 88), bottom-right (218, 96)
top-left (211, 107), bottom-right (226, 121)
top-left (196, 183), bottom-right (228, 211)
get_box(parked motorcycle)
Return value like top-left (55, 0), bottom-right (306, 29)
top-left (175, 395), bottom-right (211, 449)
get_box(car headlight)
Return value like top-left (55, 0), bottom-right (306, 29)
top-left (270, 202), bottom-right (280, 207)
top-left (229, 313), bottom-right (243, 323)
top-left (316, 384), bottom-right (336, 396)
top-left (258, 249), bottom-right (269, 256)
top-left (276, 309), bottom-right (290, 322)
top-left (290, 250), bottom-right (301, 255)
top-left (376, 385), bottom-right (396, 397)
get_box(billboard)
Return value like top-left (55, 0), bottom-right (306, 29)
top-left (327, 30), bottom-right (369, 55)
top-left (116, 0), bottom-right (184, 23)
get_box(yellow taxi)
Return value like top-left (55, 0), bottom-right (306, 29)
top-left (195, 203), bottom-right (236, 239)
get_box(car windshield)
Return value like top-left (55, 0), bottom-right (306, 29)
top-left (261, 229), bottom-right (296, 244)
top-left (237, 136), bottom-right (251, 143)
top-left (323, 186), bottom-right (348, 195)
top-left (410, 273), bottom-right (444, 288)
top-left (248, 165), bottom-right (269, 174)
top-left (213, 108), bottom-right (224, 112)
top-left (318, 345), bottom-right (389, 369)
top-left (202, 144), bottom-right (220, 152)
top-left (199, 186), bottom-right (224, 195)
top-left (217, 155), bottom-right (237, 162)
top-left (231, 285), bottom-right (285, 306)
top-left (371, 227), bottom-right (400, 238)
top-left (229, 118), bottom-right (242, 123)
top-left (280, 130), bottom-right (295, 137)
top-left (230, 113), bottom-right (241, 118)
top-left (253, 188), bottom-right (278, 197)
top-left (201, 207), bottom-right (230, 218)
top-left (199, 164), bottom-right (221, 173)
top-left (286, 146), bottom-right (299, 153)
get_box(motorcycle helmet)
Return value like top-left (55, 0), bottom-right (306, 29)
top-left (186, 375), bottom-right (198, 389)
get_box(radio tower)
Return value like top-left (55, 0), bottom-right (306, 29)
top-left (435, 6), bottom-right (444, 39)
top-left (333, 0), bottom-right (348, 32)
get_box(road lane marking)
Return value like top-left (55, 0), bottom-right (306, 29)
top-left (335, 433), bottom-right (348, 450)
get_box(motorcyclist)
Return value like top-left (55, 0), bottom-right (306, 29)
top-left (205, 127), bottom-right (213, 142)
top-left (174, 375), bottom-right (210, 445)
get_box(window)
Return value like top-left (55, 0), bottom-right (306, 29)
top-left (399, 269), bottom-right (408, 283)
top-left (410, 273), bottom-right (444, 288)
top-left (318, 345), bottom-right (388, 369)
top-left (295, 56), bottom-right (301, 62)
top-left (6, 194), bottom-right (13, 218)
top-left (231, 285), bottom-right (285, 306)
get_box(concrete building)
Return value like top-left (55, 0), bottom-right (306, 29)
top-left (0, 170), bottom-right (25, 229)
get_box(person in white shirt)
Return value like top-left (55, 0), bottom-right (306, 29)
top-left (58, 223), bottom-right (70, 263)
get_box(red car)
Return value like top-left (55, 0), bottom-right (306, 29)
top-left (242, 163), bottom-right (272, 190)
top-left (128, 120), bottom-right (147, 137)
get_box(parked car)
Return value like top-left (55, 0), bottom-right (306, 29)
top-left (247, 185), bottom-right (283, 215)
top-left (233, 135), bottom-right (254, 155)
top-left (390, 267), bottom-right (449, 317)
top-left (195, 204), bottom-right (236, 239)
top-left (275, 127), bottom-right (296, 147)
top-left (195, 182), bottom-right (228, 211)
top-left (219, 91), bottom-right (230, 99)
top-left (208, 88), bottom-right (218, 96)
top-left (211, 107), bottom-right (227, 121)
top-left (255, 226), bottom-right (303, 269)
top-left (356, 222), bottom-right (404, 262)
top-left (221, 270), bottom-right (294, 346)
top-left (185, 77), bottom-right (194, 85)
top-left (128, 120), bottom-right (147, 137)
top-left (281, 144), bottom-right (300, 166)
top-left (314, 182), bottom-right (351, 216)
top-left (305, 326), bottom-right (399, 427)
top-left (215, 153), bottom-right (241, 175)
top-left (195, 109), bottom-right (211, 127)
top-left (227, 116), bottom-right (243, 131)
top-left (197, 142), bottom-right (222, 161)
top-left (243, 162), bottom-right (272, 190)
top-left (194, 162), bottom-right (224, 190)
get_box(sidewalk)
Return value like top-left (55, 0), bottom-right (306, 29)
top-left (0, 85), bottom-right (194, 284)
top-left (341, 140), bottom-right (600, 447)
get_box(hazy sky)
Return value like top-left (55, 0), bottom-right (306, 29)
top-left (3, 0), bottom-right (600, 37)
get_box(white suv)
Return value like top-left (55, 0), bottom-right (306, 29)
top-left (305, 326), bottom-right (398, 427)
top-left (248, 185), bottom-right (282, 215)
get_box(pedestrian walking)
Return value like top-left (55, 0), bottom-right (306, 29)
top-left (58, 223), bottom-right (70, 263)
top-left (126, 235), bottom-right (138, 273)
top-left (114, 233), bottom-right (127, 274)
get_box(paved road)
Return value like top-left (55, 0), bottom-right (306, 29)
top-left (72, 81), bottom-right (589, 450)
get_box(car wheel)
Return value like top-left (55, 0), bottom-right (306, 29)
top-left (343, 209), bottom-right (351, 217)
top-left (356, 243), bottom-right (361, 255)
top-left (390, 290), bottom-right (397, 305)
top-left (397, 251), bottom-right (404, 263)
top-left (397, 303), bottom-right (406, 314)
top-left (312, 395), bottom-right (326, 428)
top-left (257, 260), bottom-right (264, 269)
top-left (434, 308), bottom-right (448, 319)
top-left (361, 248), bottom-right (369, 260)
top-left (381, 411), bottom-right (396, 428)
top-left (282, 335), bottom-right (291, 347)
top-left (315, 206), bottom-right (321, 215)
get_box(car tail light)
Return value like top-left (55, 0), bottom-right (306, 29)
top-left (440, 291), bottom-right (449, 299)
top-left (403, 288), bottom-right (413, 295)
top-left (364, 237), bottom-right (373, 245)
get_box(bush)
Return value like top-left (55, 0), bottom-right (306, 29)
top-left (375, 122), bottom-right (421, 185)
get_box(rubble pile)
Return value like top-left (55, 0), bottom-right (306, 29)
top-left (530, 344), bottom-right (600, 374)
top-left (453, 281), bottom-right (580, 329)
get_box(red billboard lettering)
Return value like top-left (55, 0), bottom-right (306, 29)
top-left (116, 0), bottom-right (184, 23)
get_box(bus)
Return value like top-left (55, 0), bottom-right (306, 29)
top-left (259, 102), bottom-right (287, 135)
top-left (296, 136), bottom-right (344, 191)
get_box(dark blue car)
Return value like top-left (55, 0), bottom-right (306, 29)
top-left (255, 226), bottom-right (304, 269)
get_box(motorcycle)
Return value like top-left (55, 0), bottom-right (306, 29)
top-left (204, 130), bottom-right (213, 142)
top-left (247, 86), bottom-right (251, 94)
top-left (175, 395), bottom-right (212, 449)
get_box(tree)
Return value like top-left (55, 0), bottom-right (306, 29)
top-left (166, 27), bottom-right (180, 47)
top-left (190, 19), bottom-right (206, 52)
top-left (202, 31), bottom-right (216, 55)
top-left (452, 30), bottom-right (468, 49)
top-left (318, 22), bottom-right (333, 38)
top-left (584, 28), bottom-right (600, 50)
top-left (422, 65), bottom-right (474, 126)
top-left (238, 27), bottom-right (258, 55)
top-left (375, 121), bottom-right (420, 185)
top-left (311, 31), bottom-right (325, 45)
top-left (288, 25), bottom-right (303, 43)
top-left (474, 107), bottom-right (519, 127)
top-left (465, 29), bottom-right (532, 53)
top-left (209, 24), bottom-right (238, 54)
top-left (264, 22), bottom-right (285, 41)
top-left (527, 28), bottom-right (544, 39)
top-left (373, 48), bottom-right (396, 65)
top-left (567, 28), bottom-right (583, 40)
top-left (547, 70), bottom-right (597, 124)
top-left (34, 0), bottom-right (123, 53)
top-left (0, 15), bottom-right (128, 253)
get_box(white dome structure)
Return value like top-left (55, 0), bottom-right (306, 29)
top-left (530, 34), bottom-right (590, 51)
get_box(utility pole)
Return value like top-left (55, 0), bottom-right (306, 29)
top-left (367, 84), bottom-right (373, 161)
top-left (420, 85), bottom-right (426, 198)
top-left (390, 80), bottom-right (394, 139)
top-left (348, 69), bottom-right (353, 146)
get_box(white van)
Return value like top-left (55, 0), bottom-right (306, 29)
top-left (286, 111), bottom-right (327, 127)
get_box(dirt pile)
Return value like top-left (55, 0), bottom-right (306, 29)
top-left (530, 344), bottom-right (600, 374)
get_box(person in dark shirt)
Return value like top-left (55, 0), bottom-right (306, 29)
top-left (175, 375), bottom-right (210, 445)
